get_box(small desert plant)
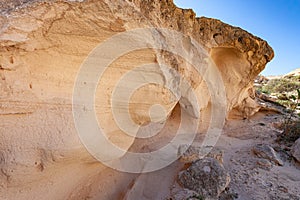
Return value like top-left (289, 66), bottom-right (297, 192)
top-left (280, 89), bottom-right (300, 143)
top-left (278, 120), bottom-right (300, 144)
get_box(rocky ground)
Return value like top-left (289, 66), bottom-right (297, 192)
top-left (221, 112), bottom-right (300, 200)
top-left (167, 110), bottom-right (300, 200)
top-left (111, 101), bottom-right (300, 200)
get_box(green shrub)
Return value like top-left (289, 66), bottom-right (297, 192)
top-left (262, 77), bottom-right (300, 94)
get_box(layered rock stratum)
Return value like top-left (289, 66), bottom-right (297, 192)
top-left (0, 0), bottom-right (274, 199)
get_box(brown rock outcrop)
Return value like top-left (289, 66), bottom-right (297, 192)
top-left (0, 0), bottom-right (273, 199)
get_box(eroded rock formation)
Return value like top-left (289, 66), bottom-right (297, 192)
top-left (0, 0), bottom-right (273, 199)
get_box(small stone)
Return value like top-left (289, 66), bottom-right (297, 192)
top-left (219, 188), bottom-right (238, 200)
top-left (291, 138), bottom-right (300, 163)
top-left (252, 144), bottom-right (284, 166)
top-left (278, 185), bottom-right (288, 193)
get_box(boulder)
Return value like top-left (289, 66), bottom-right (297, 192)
top-left (178, 158), bottom-right (230, 199)
top-left (291, 138), bottom-right (300, 163)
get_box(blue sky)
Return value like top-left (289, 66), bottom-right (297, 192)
top-left (173, 0), bottom-right (300, 76)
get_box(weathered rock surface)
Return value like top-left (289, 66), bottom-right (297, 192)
top-left (256, 158), bottom-right (273, 170)
top-left (171, 189), bottom-right (200, 200)
top-left (0, 0), bottom-right (273, 199)
top-left (252, 144), bottom-right (283, 166)
top-left (178, 144), bottom-right (224, 164)
top-left (178, 157), bottom-right (230, 199)
top-left (292, 138), bottom-right (300, 163)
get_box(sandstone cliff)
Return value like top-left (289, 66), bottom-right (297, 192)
top-left (0, 0), bottom-right (273, 199)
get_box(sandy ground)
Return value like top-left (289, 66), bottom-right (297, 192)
top-left (117, 111), bottom-right (300, 200)
top-left (219, 112), bottom-right (300, 200)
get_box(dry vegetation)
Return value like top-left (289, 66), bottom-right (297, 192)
top-left (255, 74), bottom-right (300, 144)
